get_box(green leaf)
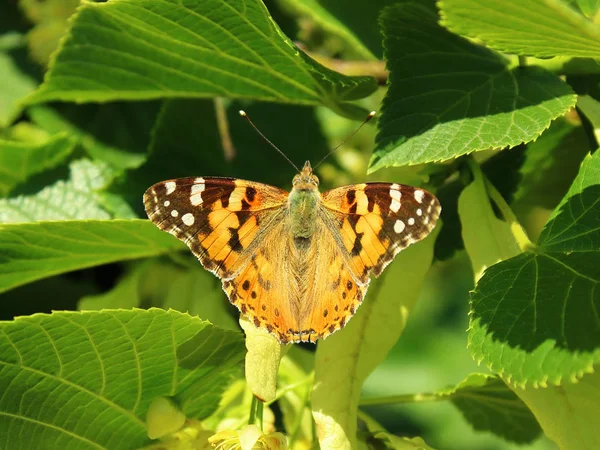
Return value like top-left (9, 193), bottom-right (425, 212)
top-left (458, 161), bottom-right (522, 280)
top-left (81, 261), bottom-right (239, 332)
top-left (574, 0), bottom-right (600, 17)
top-left (435, 146), bottom-right (526, 261)
top-left (0, 219), bottom-right (184, 294)
top-left (0, 132), bottom-right (75, 196)
top-left (19, 0), bottom-right (81, 66)
top-left (279, 0), bottom-right (393, 59)
top-left (537, 151), bottom-right (600, 252)
top-left (78, 261), bottom-right (164, 310)
top-left (28, 103), bottom-right (160, 170)
top-left (371, 2), bottom-right (576, 170)
top-left (439, 0), bottom-right (600, 58)
top-left (372, 432), bottom-right (436, 450)
top-left (0, 308), bottom-right (244, 449)
top-left (26, 0), bottom-right (376, 115)
top-left (277, 350), bottom-right (314, 444)
top-left (469, 152), bottom-right (600, 387)
top-left (312, 227), bottom-right (438, 449)
top-left (0, 33), bottom-right (39, 127)
top-left (578, 95), bottom-right (600, 134)
top-left (162, 268), bottom-right (239, 332)
top-left (513, 117), bottom-right (590, 211)
top-left (515, 370), bottom-right (600, 449)
top-left (443, 374), bottom-right (542, 444)
top-left (0, 159), bottom-right (115, 223)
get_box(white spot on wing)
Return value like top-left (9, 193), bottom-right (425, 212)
top-left (414, 189), bottom-right (425, 203)
top-left (390, 198), bottom-right (401, 213)
top-left (417, 208), bottom-right (422, 216)
top-left (390, 188), bottom-right (401, 202)
top-left (163, 200), bottom-right (170, 207)
top-left (191, 182), bottom-right (205, 206)
top-left (182, 213), bottom-right (195, 226)
top-left (394, 219), bottom-right (405, 234)
top-left (408, 217), bottom-right (415, 225)
top-left (171, 210), bottom-right (179, 217)
top-left (165, 182), bottom-right (176, 195)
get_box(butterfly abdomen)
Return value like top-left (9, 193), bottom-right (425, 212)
top-left (288, 188), bottom-right (320, 239)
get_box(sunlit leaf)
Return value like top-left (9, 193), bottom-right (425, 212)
top-left (312, 228), bottom-right (438, 448)
top-left (0, 33), bottom-right (38, 127)
top-left (26, 0), bottom-right (376, 116)
top-left (469, 152), bottom-right (600, 387)
top-left (0, 219), bottom-right (184, 294)
top-left (0, 159), bottom-right (115, 223)
top-left (0, 308), bottom-right (244, 449)
top-left (516, 370), bottom-right (600, 449)
top-left (439, 0), bottom-right (600, 58)
top-left (372, 2), bottom-right (576, 170)
top-left (280, 0), bottom-right (391, 59)
top-left (0, 132), bottom-right (75, 196)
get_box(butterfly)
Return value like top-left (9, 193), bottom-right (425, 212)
top-left (144, 161), bottom-right (440, 344)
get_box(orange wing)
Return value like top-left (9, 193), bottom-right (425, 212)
top-left (144, 177), bottom-right (288, 278)
top-left (145, 179), bottom-right (440, 344)
top-left (220, 217), bottom-right (365, 343)
top-left (321, 183), bottom-right (441, 279)
top-left (287, 183), bottom-right (441, 342)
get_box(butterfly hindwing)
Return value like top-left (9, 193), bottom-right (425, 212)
top-left (144, 177), bottom-right (288, 278)
top-left (221, 214), bottom-right (368, 344)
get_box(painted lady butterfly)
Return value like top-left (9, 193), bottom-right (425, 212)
top-left (144, 160), bottom-right (440, 343)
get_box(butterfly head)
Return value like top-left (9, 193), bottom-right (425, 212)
top-left (292, 160), bottom-right (319, 190)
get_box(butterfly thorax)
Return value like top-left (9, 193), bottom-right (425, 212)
top-left (288, 161), bottom-right (320, 239)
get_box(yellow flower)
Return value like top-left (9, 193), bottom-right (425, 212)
top-left (208, 425), bottom-right (287, 450)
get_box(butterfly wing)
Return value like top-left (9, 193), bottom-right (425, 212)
top-left (320, 183), bottom-right (441, 278)
top-left (290, 183), bottom-right (441, 342)
top-left (144, 177), bottom-right (288, 278)
top-left (220, 220), bottom-right (301, 343)
top-left (220, 210), bottom-right (368, 344)
top-left (144, 178), bottom-right (441, 344)
top-left (225, 182), bottom-right (441, 344)
top-left (296, 219), bottom-right (369, 342)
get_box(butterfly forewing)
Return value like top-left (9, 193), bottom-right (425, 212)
top-left (321, 183), bottom-right (441, 277)
top-left (143, 177), bottom-right (288, 278)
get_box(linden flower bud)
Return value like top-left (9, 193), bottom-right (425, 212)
top-left (208, 425), bottom-right (287, 450)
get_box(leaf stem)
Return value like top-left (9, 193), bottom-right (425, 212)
top-left (249, 395), bottom-right (258, 426)
top-left (256, 399), bottom-right (264, 431)
top-left (287, 394), bottom-right (307, 446)
top-left (249, 396), bottom-right (265, 430)
top-left (296, 44), bottom-right (388, 85)
top-left (359, 392), bottom-right (442, 406)
top-left (518, 55), bottom-right (527, 67)
top-left (214, 97), bottom-right (236, 162)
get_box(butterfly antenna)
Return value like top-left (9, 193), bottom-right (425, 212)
top-left (239, 110), bottom-right (300, 172)
top-left (313, 111), bottom-right (376, 169)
